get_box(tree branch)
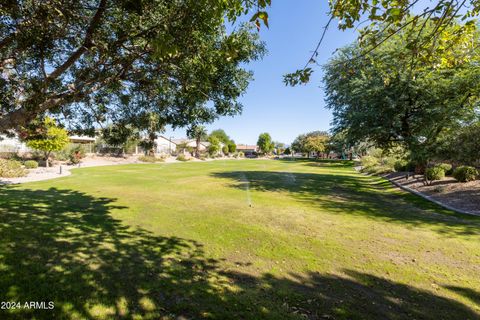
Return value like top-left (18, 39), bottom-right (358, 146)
top-left (46, 0), bottom-right (108, 81)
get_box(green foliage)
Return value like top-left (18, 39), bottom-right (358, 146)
top-left (257, 132), bottom-right (274, 154)
top-left (209, 130), bottom-right (231, 145)
top-left (286, 0), bottom-right (480, 85)
top-left (284, 147), bottom-right (291, 155)
top-left (453, 166), bottom-right (478, 182)
top-left (394, 160), bottom-right (408, 172)
top-left (138, 156), bottom-right (164, 163)
top-left (425, 167), bottom-right (445, 182)
top-left (24, 117), bottom-right (70, 167)
top-left (228, 143), bottom-right (237, 153)
top-left (437, 122), bottom-right (480, 166)
top-left (102, 124), bottom-right (138, 148)
top-left (360, 148), bottom-right (406, 174)
top-left (323, 20), bottom-right (480, 163)
top-left (291, 131), bottom-right (330, 155)
top-left (0, 159), bottom-right (27, 178)
top-left (207, 136), bottom-right (221, 156)
top-left (0, 1), bottom-right (265, 136)
top-left (176, 154), bottom-right (189, 162)
top-left (238, 151), bottom-right (245, 158)
top-left (222, 145), bottom-right (229, 155)
top-left (436, 163), bottom-right (453, 175)
top-left (24, 160), bottom-right (39, 169)
top-left (69, 146), bottom-right (86, 165)
top-left (360, 156), bottom-right (379, 171)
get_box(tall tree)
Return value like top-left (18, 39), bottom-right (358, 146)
top-left (323, 20), bottom-right (480, 164)
top-left (0, 0), bottom-right (265, 133)
top-left (291, 131), bottom-right (330, 157)
top-left (257, 132), bottom-right (274, 155)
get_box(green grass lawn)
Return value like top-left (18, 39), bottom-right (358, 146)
top-left (0, 159), bottom-right (479, 319)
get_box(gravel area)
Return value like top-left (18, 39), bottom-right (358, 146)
top-left (384, 172), bottom-right (480, 215)
top-left (0, 155), bottom-right (242, 184)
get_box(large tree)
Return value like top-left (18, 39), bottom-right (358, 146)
top-left (0, 0), bottom-right (264, 133)
top-left (257, 132), bottom-right (274, 155)
top-left (291, 131), bottom-right (330, 157)
top-left (323, 20), bottom-right (480, 164)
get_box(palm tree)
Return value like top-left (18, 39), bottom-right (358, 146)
top-left (188, 125), bottom-right (207, 158)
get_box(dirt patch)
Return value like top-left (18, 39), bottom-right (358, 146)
top-left (385, 172), bottom-right (480, 215)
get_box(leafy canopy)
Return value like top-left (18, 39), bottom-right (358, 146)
top-left (323, 19), bottom-right (480, 162)
top-left (0, 0), bottom-right (265, 134)
top-left (257, 132), bottom-right (274, 154)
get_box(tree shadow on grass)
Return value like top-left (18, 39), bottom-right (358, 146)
top-left (211, 170), bottom-right (480, 236)
top-left (0, 186), bottom-right (478, 319)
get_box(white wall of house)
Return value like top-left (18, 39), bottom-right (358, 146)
top-left (155, 136), bottom-right (176, 154)
top-left (0, 135), bottom-right (31, 153)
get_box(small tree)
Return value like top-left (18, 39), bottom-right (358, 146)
top-left (257, 133), bottom-right (274, 155)
top-left (25, 117), bottom-right (69, 167)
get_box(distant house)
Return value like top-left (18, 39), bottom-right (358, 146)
top-left (69, 135), bottom-right (96, 153)
top-left (171, 138), bottom-right (213, 153)
top-left (236, 144), bottom-right (258, 156)
top-left (0, 134), bottom-right (96, 154)
top-left (154, 136), bottom-right (177, 154)
top-left (0, 135), bottom-right (30, 153)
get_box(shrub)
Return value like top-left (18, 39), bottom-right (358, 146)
top-left (222, 145), bottom-right (229, 155)
top-left (394, 160), bottom-right (408, 172)
top-left (360, 156), bottom-right (379, 171)
top-left (0, 159), bottom-right (27, 178)
top-left (69, 145), bottom-right (86, 164)
top-left (138, 155), bottom-right (163, 163)
top-left (199, 155), bottom-right (207, 161)
top-left (436, 163), bottom-right (452, 175)
top-left (176, 154), bottom-right (189, 162)
top-left (425, 166), bottom-right (445, 182)
top-left (24, 160), bottom-right (39, 169)
top-left (238, 151), bottom-right (244, 158)
top-left (453, 166), bottom-right (478, 182)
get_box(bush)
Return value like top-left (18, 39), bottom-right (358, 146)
top-left (199, 155), bottom-right (207, 161)
top-left (138, 155), bottom-right (164, 163)
top-left (360, 155), bottom-right (379, 171)
top-left (394, 160), bottom-right (408, 172)
top-left (238, 151), bottom-right (244, 158)
top-left (176, 154), bottom-right (189, 162)
top-left (436, 163), bottom-right (452, 175)
top-left (453, 166), bottom-right (478, 182)
top-left (425, 167), bottom-right (445, 182)
top-left (24, 160), bottom-right (39, 169)
top-left (222, 145), bottom-right (229, 155)
top-left (69, 145), bottom-right (86, 164)
top-left (0, 159), bottom-right (27, 178)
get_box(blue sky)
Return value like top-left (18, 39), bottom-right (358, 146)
top-left (164, 1), bottom-right (358, 145)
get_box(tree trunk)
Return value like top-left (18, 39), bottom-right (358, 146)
top-left (45, 151), bottom-right (50, 167)
top-left (195, 136), bottom-right (200, 158)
